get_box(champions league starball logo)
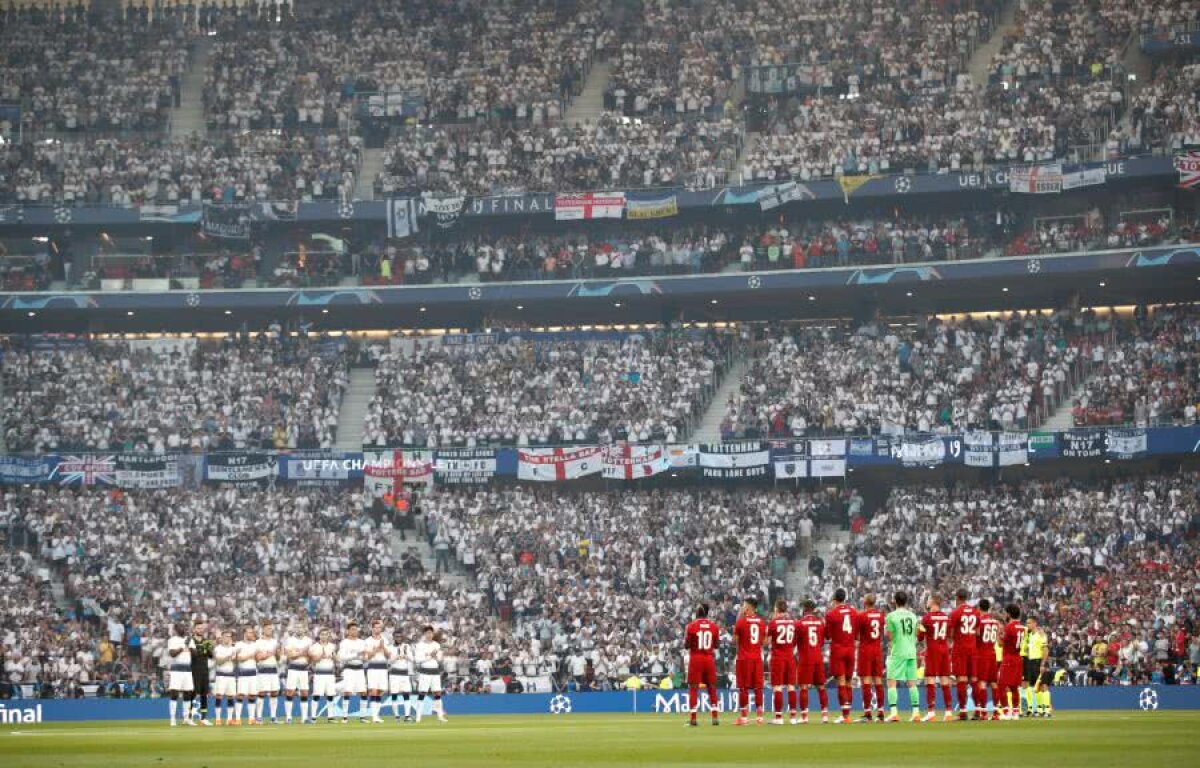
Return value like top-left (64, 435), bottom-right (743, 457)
top-left (1138, 687), bottom-right (1159, 711)
top-left (548, 695), bottom-right (573, 714)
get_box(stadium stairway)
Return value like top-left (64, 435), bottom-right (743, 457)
top-left (966, 1), bottom-right (1018, 94)
top-left (690, 357), bottom-right (748, 444)
top-left (169, 37), bottom-right (211, 140)
top-left (785, 526), bottom-right (851, 600)
top-left (354, 147), bottom-right (387, 201)
top-left (388, 529), bottom-right (471, 590)
top-left (563, 60), bottom-right (611, 127)
top-left (334, 367), bottom-right (376, 451)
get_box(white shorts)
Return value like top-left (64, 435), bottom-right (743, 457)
top-left (312, 672), bottom-right (337, 698)
top-left (236, 673), bottom-right (259, 697)
top-left (388, 672), bottom-right (413, 695)
top-left (366, 668), bottom-right (389, 691)
top-left (285, 669), bottom-right (311, 692)
top-left (214, 675), bottom-right (237, 697)
top-left (257, 670), bottom-right (281, 694)
top-left (168, 670), bottom-right (194, 693)
top-left (342, 668), bottom-right (366, 695)
top-left (417, 673), bottom-right (442, 694)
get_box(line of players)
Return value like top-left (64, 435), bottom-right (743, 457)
top-left (165, 618), bottom-right (450, 726)
top-left (685, 589), bottom-right (1049, 726)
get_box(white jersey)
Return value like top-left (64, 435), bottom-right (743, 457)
top-left (337, 638), bottom-right (366, 667)
top-left (364, 636), bottom-right (392, 666)
top-left (213, 644), bottom-right (237, 675)
top-left (310, 641), bottom-right (337, 673)
top-left (284, 635), bottom-right (313, 667)
top-left (413, 639), bottom-right (442, 672)
top-left (167, 635), bottom-right (192, 668)
top-left (256, 637), bottom-right (280, 669)
top-left (235, 641), bottom-right (258, 672)
top-left (389, 642), bottom-right (414, 673)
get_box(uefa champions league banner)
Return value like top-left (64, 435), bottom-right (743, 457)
top-left (6, 685), bottom-right (1200, 722)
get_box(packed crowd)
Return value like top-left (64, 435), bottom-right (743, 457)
top-left (1004, 210), bottom-right (1174, 256)
top-left (1070, 304), bottom-right (1200, 427)
top-left (375, 113), bottom-right (740, 196)
top-left (722, 312), bottom-right (1084, 438)
top-left (0, 132), bottom-right (360, 205)
top-left (817, 473), bottom-right (1200, 685)
top-left (0, 333), bottom-right (349, 453)
top-left (0, 7), bottom-right (190, 133)
top-left (362, 331), bottom-right (730, 448)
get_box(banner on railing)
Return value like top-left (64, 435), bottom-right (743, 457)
top-left (699, 442), bottom-right (769, 479)
top-left (554, 192), bottom-right (625, 221)
top-left (201, 202), bottom-right (251, 240)
top-left (1, 425), bottom-right (1197, 490)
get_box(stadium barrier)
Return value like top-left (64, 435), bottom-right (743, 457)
top-left (2, 686), bottom-right (1196, 722)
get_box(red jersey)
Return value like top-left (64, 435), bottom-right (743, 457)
top-left (766, 615), bottom-right (797, 657)
top-left (824, 604), bottom-right (858, 649)
top-left (948, 603), bottom-right (980, 653)
top-left (1001, 620), bottom-right (1026, 661)
top-left (856, 607), bottom-right (885, 650)
top-left (733, 614), bottom-right (767, 661)
top-left (796, 613), bottom-right (825, 664)
top-left (978, 616), bottom-right (1002, 655)
top-left (920, 610), bottom-right (951, 654)
top-left (685, 618), bottom-right (720, 657)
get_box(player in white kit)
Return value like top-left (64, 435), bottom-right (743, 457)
top-left (212, 630), bottom-right (238, 725)
top-left (364, 620), bottom-right (392, 723)
top-left (256, 620), bottom-right (282, 724)
top-left (283, 620), bottom-right (313, 724)
top-left (413, 625), bottom-right (449, 723)
top-left (337, 621), bottom-right (367, 723)
top-left (167, 622), bottom-right (194, 727)
top-left (388, 629), bottom-right (415, 722)
top-left (309, 628), bottom-right (339, 723)
top-left (234, 627), bottom-right (259, 724)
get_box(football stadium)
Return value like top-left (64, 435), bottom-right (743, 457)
top-left (1, 0), bottom-right (1200, 765)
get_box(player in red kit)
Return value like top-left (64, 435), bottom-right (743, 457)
top-left (855, 594), bottom-right (886, 721)
top-left (998, 603), bottom-right (1027, 720)
top-left (918, 596), bottom-right (954, 721)
top-left (975, 599), bottom-right (1002, 721)
top-left (766, 599), bottom-right (798, 725)
top-left (824, 588), bottom-right (857, 723)
top-left (795, 599), bottom-right (829, 724)
top-left (684, 603), bottom-right (720, 727)
top-left (733, 597), bottom-right (766, 725)
top-left (947, 588), bottom-right (980, 719)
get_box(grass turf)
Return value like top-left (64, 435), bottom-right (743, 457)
top-left (0, 712), bottom-right (1191, 768)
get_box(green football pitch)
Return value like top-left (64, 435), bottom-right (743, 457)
top-left (0, 712), bottom-right (1191, 768)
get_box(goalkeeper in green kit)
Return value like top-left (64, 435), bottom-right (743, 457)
top-left (884, 591), bottom-right (922, 722)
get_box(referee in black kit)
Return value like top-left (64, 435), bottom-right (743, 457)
top-left (188, 620), bottom-right (215, 726)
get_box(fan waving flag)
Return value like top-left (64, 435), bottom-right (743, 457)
top-left (602, 444), bottom-right (671, 480)
top-left (518, 447), bottom-right (605, 481)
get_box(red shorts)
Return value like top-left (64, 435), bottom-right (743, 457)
top-left (828, 646), bottom-right (855, 678)
top-left (768, 654), bottom-right (796, 687)
top-left (999, 660), bottom-right (1022, 689)
top-left (924, 649), bottom-right (951, 677)
top-left (796, 660), bottom-right (826, 687)
top-left (687, 655), bottom-right (717, 689)
top-left (975, 654), bottom-right (998, 685)
top-left (856, 648), bottom-right (884, 679)
top-left (736, 657), bottom-right (764, 689)
top-left (951, 651), bottom-right (976, 679)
